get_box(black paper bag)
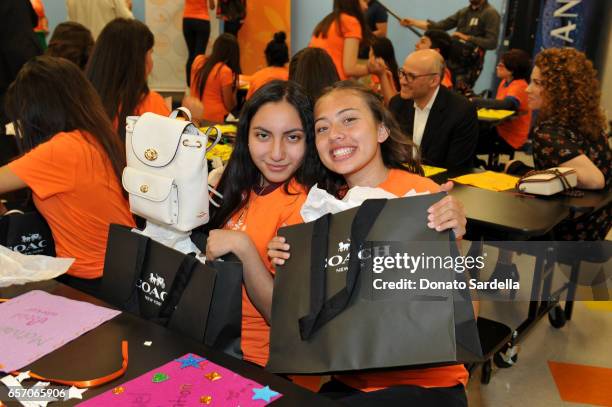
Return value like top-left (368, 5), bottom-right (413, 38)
top-left (0, 210), bottom-right (55, 256)
top-left (267, 194), bottom-right (482, 374)
top-left (101, 224), bottom-right (242, 355)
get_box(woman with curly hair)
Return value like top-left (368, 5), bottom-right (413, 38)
top-left (508, 48), bottom-right (611, 240)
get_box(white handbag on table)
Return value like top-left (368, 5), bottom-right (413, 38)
top-left (516, 167), bottom-right (578, 196)
top-left (122, 108), bottom-right (222, 242)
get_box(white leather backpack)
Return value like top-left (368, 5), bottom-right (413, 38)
top-left (122, 108), bottom-right (221, 232)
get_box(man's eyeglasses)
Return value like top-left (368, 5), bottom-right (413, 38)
top-left (398, 68), bottom-right (439, 82)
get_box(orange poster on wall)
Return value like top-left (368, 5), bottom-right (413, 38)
top-left (237, 1), bottom-right (291, 75)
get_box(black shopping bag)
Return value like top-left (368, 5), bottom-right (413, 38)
top-left (101, 224), bottom-right (243, 355)
top-left (169, 258), bottom-right (243, 359)
top-left (267, 194), bottom-right (482, 374)
top-left (0, 209), bottom-right (55, 256)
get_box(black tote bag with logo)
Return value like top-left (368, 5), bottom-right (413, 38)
top-left (0, 209), bottom-right (55, 256)
top-left (267, 194), bottom-right (482, 374)
top-left (101, 224), bottom-right (242, 355)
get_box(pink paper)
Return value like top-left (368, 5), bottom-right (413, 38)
top-left (80, 353), bottom-right (283, 406)
top-left (0, 290), bottom-right (120, 372)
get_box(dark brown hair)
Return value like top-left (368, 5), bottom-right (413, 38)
top-left (46, 22), bottom-right (94, 69)
top-left (5, 56), bottom-right (125, 184)
top-left (313, 0), bottom-right (368, 42)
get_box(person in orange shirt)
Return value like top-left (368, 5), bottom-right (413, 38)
top-left (269, 82), bottom-right (472, 406)
top-left (473, 49), bottom-right (532, 151)
top-left (369, 36), bottom-right (399, 105)
top-left (183, 0), bottom-right (216, 87)
top-left (289, 47), bottom-right (340, 100)
top-left (203, 81), bottom-right (324, 368)
top-left (246, 32), bottom-right (289, 100)
top-left (0, 56), bottom-right (135, 294)
top-left (309, 0), bottom-right (375, 81)
top-left (30, 0), bottom-right (48, 50)
top-left (190, 33), bottom-right (240, 123)
top-left (87, 18), bottom-right (170, 142)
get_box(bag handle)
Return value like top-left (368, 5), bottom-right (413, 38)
top-left (299, 199), bottom-right (387, 340)
top-left (158, 254), bottom-right (201, 320)
top-left (169, 107), bottom-right (192, 121)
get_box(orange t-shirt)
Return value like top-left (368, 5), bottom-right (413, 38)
top-left (190, 55), bottom-right (235, 123)
top-left (246, 66), bottom-right (289, 100)
top-left (309, 13), bottom-right (362, 80)
top-left (30, 0), bottom-right (47, 32)
top-left (183, 0), bottom-right (210, 20)
top-left (442, 67), bottom-right (453, 89)
top-left (8, 130), bottom-right (135, 279)
top-left (335, 168), bottom-right (469, 392)
top-left (495, 79), bottom-right (531, 149)
top-left (135, 90), bottom-right (171, 117)
top-left (224, 180), bottom-right (307, 367)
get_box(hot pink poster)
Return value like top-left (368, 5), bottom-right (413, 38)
top-left (80, 354), bottom-right (283, 406)
top-left (0, 290), bottom-right (120, 373)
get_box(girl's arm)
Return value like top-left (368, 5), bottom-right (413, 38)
top-left (221, 83), bottom-right (237, 114)
top-left (0, 166), bottom-right (27, 195)
top-left (206, 229), bottom-right (273, 322)
top-left (343, 37), bottom-right (370, 78)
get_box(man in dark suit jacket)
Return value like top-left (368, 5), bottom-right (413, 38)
top-left (388, 49), bottom-right (478, 170)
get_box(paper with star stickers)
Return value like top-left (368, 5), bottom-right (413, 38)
top-left (80, 353), bottom-right (282, 406)
top-left (0, 290), bottom-right (120, 373)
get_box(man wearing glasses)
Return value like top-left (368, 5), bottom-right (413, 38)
top-left (388, 49), bottom-right (478, 170)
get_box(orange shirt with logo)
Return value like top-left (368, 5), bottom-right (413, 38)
top-left (335, 168), bottom-right (469, 392)
top-left (495, 79), bottom-right (531, 149)
top-left (183, 0), bottom-right (210, 20)
top-left (8, 130), bottom-right (135, 279)
top-left (190, 55), bottom-right (235, 123)
top-left (309, 13), bottom-right (362, 80)
top-left (246, 66), bottom-right (289, 100)
top-left (224, 179), bottom-right (307, 367)
top-left (135, 91), bottom-right (171, 117)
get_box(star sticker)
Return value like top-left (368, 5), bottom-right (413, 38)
top-left (251, 386), bottom-right (280, 403)
top-left (66, 386), bottom-right (87, 400)
top-left (175, 354), bottom-right (206, 369)
top-left (14, 371), bottom-right (31, 383)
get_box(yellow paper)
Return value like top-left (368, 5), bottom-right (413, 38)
top-left (200, 124), bottom-right (238, 135)
top-left (422, 165), bottom-right (447, 178)
top-left (205, 143), bottom-right (234, 162)
top-left (585, 301), bottom-right (612, 312)
top-left (478, 109), bottom-right (514, 121)
top-left (450, 171), bottom-right (519, 192)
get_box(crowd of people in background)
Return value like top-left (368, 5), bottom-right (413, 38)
top-left (0, 1), bottom-right (610, 406)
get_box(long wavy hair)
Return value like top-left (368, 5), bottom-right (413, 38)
top-left (313, 0), bottom-right (369, 42)
top-left (86, 18), bottom-right (154, 142)
top-left (193, 33), bottom-right (240, 100)
top-left (534, 48), bottom-right (607, 141)
top-left (5, 56), bottom-right (125, 184)
top-left (315, 81), bottom-right (422, 197)
top-left (207, 80), bottom-right (326, 229)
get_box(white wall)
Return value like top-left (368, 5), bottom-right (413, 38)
top-left (291, 0), bottom-right (506, 93)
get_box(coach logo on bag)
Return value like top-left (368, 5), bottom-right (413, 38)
top-left (135, 272), bottom-right (168, 306)
top-left (9, 233), bottom-right (48, 255)
top-left (144, 148), bottom-right (158, 161)
top-left (140, 184), bottom-right (149, 193)
top-left (326, 238), bottom-right (391, 273)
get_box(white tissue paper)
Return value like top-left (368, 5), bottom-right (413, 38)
top-left (134, 221), bottom-right (203, 261)
top-left (300, 184), bottom-right (431, 222)
top-left (0, 245), bottom-right (74, 287)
